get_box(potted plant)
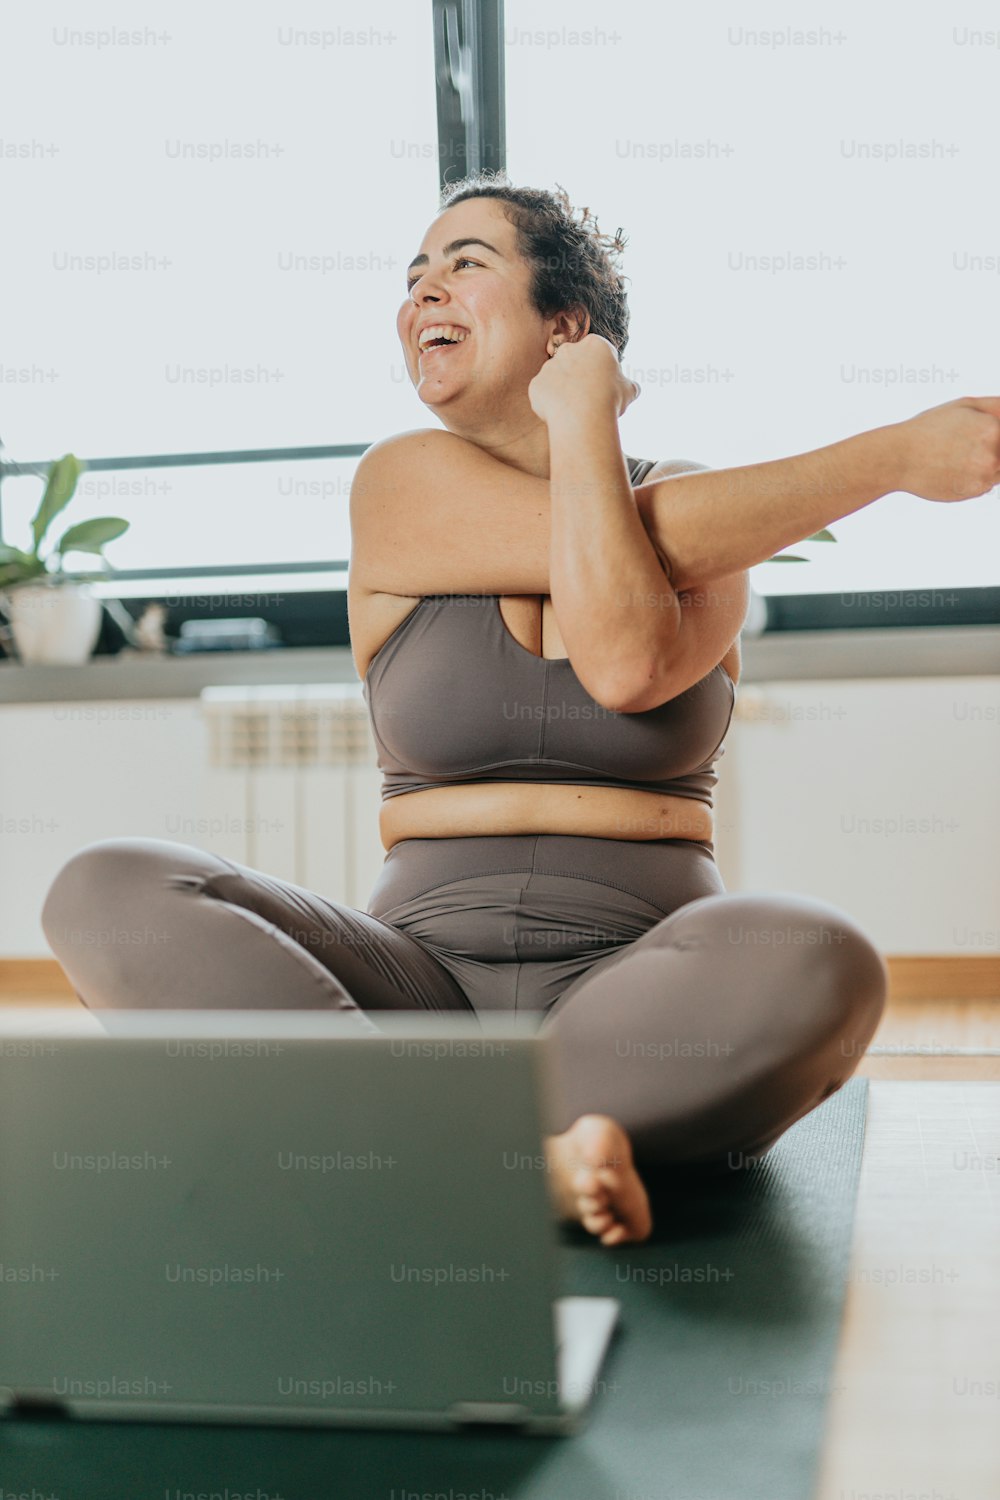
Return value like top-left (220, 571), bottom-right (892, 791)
top-left (0, 454), bottom-right (130, 666)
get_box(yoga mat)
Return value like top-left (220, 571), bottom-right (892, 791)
top-left (0, 1078), bottom-right (868, 1500)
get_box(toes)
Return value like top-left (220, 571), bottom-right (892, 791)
top-left (556, 1116), bottom-right (653, 1246)
top-left (577, 1191), bottom-right (609, 1215)
top-left (582, 1210), bottom-right (616, 1235)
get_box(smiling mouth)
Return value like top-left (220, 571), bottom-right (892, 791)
top-left (418, 340), bottom-right (469, 360)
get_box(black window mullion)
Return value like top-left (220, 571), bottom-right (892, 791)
top-left (432, 0), bottom-right (505, 188)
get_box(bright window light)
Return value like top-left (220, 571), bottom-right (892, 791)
top-left (0, 1), bottom-right (440, 571)
top-left (504, 0), bottom-right (999, 594)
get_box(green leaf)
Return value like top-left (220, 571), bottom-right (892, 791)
top-left (31, 454), bottom-right (85, 555)
top-left (0, 554), bottom-right (47, 587)
top-left (54, 516), bottom-right (130, 556)
top-left (805, 528), bottom-right (837, 543)
top-left (766, 554), bottom-right (808, 562)
top-left (0, 544), bottom-right (38, 566)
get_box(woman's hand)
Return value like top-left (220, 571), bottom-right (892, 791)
top-left (892, 396), bottom-right (1000, 501)
top-left (528, 333), bottom-right (641, 427)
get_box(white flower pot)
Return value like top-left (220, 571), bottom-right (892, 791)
top-left (0, 580), bottom-right (104, 666)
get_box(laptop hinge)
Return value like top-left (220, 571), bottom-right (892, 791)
top-left (448, 1400), bottom-right (533, 1428)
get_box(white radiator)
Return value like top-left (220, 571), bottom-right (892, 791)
top-left (198, 684), bottom-right (386, 909)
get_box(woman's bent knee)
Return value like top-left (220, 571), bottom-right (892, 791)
top-left (41, 837), bottom-right (213, 956)
top-left (796, 901), bottom-right (888, 1044)
top-left (712, 889), bottom-right (888, 1031)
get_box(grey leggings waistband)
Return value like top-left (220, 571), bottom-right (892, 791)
top-left (367, 833), bottom-right (719, 919)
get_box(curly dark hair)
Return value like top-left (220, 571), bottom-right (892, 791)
top-left (437, 170), bottom-right (631, 359)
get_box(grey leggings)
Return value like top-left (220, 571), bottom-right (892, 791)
top-left (40, 832), bottom-right (888, 1171)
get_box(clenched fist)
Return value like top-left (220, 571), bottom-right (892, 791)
top-left (527, 333), bottom-right (641, 427)
top-left (893, 396), bottom-right (1000, 502)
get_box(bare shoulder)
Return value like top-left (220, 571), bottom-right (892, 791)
top-left (347, 426), bottom-right (550, 680)
top-left (348, 426), bottom-right (551, 605)
top-left (350, 425), bottom-right (491, 502)
top-left (354, 426), bottom-right (461, 468)
top-left (348, 427), bottom-right (463, 536)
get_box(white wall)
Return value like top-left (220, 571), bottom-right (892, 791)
top-left (2, 676), bottom-right (998, 960)
top-left (713, 677), bottom-right (1000, 954)
top-left (0, 697), bottom-right (385, 959)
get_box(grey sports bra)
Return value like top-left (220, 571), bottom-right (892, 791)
top-left (360, 455), bottom-right (736, 807)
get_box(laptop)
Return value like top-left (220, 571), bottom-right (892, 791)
top-left (0, 1007), bottom-right (620, 1434)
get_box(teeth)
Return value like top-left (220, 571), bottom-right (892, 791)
top-left (418, 324), bottom-right (470, 352)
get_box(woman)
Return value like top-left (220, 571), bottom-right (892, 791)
top-left (42, 174), bottom-right (1000, 1247)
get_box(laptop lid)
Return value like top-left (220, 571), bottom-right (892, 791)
top-left (0, 1010), bottom-right (578, 1429)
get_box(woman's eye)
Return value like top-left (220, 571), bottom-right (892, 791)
top-left (406, 256), bottom-right (479, 292)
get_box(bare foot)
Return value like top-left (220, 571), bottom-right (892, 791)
top-left (545, 1113), bottom-right (653, 1246)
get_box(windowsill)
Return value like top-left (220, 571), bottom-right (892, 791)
top-left (0, 626), bottom-right (997, 704)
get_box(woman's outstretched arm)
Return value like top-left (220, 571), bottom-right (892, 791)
top-left (635, 398), bottom-right (1000, 593)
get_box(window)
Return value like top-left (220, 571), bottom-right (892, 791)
top-left (2, 0), bottom-right (995, 650)
top-left (504, 0), bottom-right (1000, 598)
top-left (1, 3), bottom-right (440, 573)
top-left (0, 456), bottom-right (357, 579)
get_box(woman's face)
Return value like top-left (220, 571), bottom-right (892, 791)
top-left (397, 196), bottom-right (562, 419)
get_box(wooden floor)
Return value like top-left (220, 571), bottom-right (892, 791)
top-left (856, 996), bottom-right (1000, 1080)
top-left (2, 988), bottom-right (998, 1494)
